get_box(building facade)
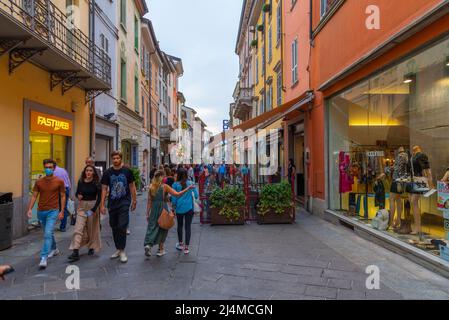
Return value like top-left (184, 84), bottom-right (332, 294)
top-left (116, 0), bottom-right (147, 170)
top-left (92, 0), bottom-right (119, 174)
top-left (0, 0), bottom-right (111, 238)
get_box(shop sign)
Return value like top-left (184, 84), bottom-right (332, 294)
top-left (366, 151), bottom-right (384, 157)
top-left (30, 111), bottom-right (73, 137)
top-left (437, 182), bottom-right (449, 214)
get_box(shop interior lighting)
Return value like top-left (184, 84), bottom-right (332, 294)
top-left (403, 73), bottom-right (415, 84)
top-left (446, 56), bottom-right (449, 66)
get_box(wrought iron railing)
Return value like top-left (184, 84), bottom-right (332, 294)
top-left (0, 0), bottom-right (111, 86)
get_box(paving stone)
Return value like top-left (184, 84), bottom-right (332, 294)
top-left (304, 285), bottom-right (338, 299)
top-left (327, 278), bottom-right (352, 290)
top-left (337, 288), bottom-right (366, 300)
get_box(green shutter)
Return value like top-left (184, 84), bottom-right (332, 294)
top-left (121, 59), bottom-right (127, 101)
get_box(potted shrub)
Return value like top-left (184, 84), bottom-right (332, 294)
top-left (250, 39), bottom-right (258, 48)
top-left (209, 186), bottom-right (245, 225)
top-left (257, 181), bottom-right (295, 224)
top-left (256, 24), bottom-right (264, 32)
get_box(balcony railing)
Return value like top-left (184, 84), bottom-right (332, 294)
top-left (0, 0), bottom-right (111, 87)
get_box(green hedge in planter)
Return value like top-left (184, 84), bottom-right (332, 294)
top-left (257, 181), bottom-right (294, 216)
top-left (130, 167), bottom-right (141, 190)
top-left (210, 186), bottom-right (245, 221)
top-left (257, 24), bottom-right (264, 32)
top-left (251, 39), bottom-right (258, 47)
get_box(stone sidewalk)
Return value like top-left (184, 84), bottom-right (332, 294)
top-left (1, 194), bottom-right (449, 300)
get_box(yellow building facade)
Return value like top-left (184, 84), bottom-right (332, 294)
top-left (253, 0), bottom-right (283, 116)
top-left (0, 0), bottom-right (111, 238)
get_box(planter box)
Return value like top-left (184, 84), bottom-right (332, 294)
top-left (210, 207), bottom-right (245, 226)
top-left (256, 207), bottom-right (295, 224)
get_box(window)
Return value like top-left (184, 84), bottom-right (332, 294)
top-left (120, 58), bottom-right (127, 101)
top-left (131, 145), bottom-right (138, 167)
top-left (255, 57), bottom-right (259, 84)
top-left (291, 38), bottom-right (298, 85)
top-left (261, 46), bottom-right (265, 76)
top-left (260, 91), bottom-right (265, 114)
top-left (321, 0), bottom-right (337, 17)
top-left (134, 16), bottom-right (139, 51)
top-left (327, 35), bottom-right (449, 262)
top-left (276, 4), bottom-right (282, 44)
top-left (100, 34), bottom-right (109, 54)
top-left (268, 25), bottom-right (272, 63)
top-left (276, 70), bottom-right (282, 106)
top-left (120, 0), bottom-right (126, 28)
top-left (134, 75), bottom-right (139, 113)
top-left (267, 84), bottom-right (273, 111)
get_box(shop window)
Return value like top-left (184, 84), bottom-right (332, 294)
top-left (328, 36), bottom-right (449, 261)
top-left (132, 145), bottom-right (138, 168)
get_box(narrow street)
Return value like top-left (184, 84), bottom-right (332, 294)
top-left (1, 194), bottom-right (449, 300)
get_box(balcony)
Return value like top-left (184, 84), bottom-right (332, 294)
top-left (159, 125), bottom-right (175, 142)
top-left (0, 0), bottom-right (111, 99)
top-left (233, 87), bottom-right (253, 120)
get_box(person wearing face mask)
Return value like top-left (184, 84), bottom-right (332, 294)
top-left (26, 159), bottom-right (66, 270)
top-left (68, 165), bottom-right (102, 262)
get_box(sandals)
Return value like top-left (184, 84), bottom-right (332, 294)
top-left (0, 265), bottom-right (14, 280)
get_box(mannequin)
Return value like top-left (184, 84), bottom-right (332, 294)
top-left (409, 145), bottom-right (434, 238)
top-left (390, 147), bottom-right (409, 232)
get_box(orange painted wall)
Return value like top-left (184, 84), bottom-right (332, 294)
top-left (311, 0), bottom-right (442, 90)
top-left (283, 0), bottom-right (311, 102)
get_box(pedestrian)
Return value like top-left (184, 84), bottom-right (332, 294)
top-left (171, 168), bottom-right (198, 254)
top-left (84, 156), bottom-right (102, 178)
top-left (150, 165), bottom-right (157, 181)
top-left (218, 162), bottom-right (226, 186)
top-left (68, 165), bottom-right (102, 262)
top-left (287, 158), bottom-right (297, 186)
top-left (187, 165), bottom-right (194, 182)
top-left (26, 159), bottom-right (66, 269)
top-left (100, 151), bottom-right (137, 263)
top-left (53, 161), bottom-right (71, 232)
top-left (164, 167), bottom-right (175, 187)
top-left (144, 170), bottom-right (194, 257)
top-left (0, 265), bottom-right (14, 280)
top-left (194, 164), bottom-right (200, 183)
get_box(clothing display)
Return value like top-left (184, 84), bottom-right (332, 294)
top-left (339, 151), bottom-right (353, 193)
top-left (373, 179), bottom-right (386, 209)
top-left (371, 209), bottom-right (390, 231)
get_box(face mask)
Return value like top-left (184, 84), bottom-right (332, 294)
top-left (44, 168), bottom-right (54, 176)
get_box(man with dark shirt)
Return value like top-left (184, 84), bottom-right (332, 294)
top-left (100, 151), bottom-right (137, 263)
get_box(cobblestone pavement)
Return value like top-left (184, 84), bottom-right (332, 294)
top-left (1, 194), bottom-right (449, 300)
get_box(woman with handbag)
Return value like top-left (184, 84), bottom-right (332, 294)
top-left (144, 170), bottom-right (194, 257)
top-left (171, 168), bottom-right (199, 254)
top-left (68, 165), bottom-right (102, 262)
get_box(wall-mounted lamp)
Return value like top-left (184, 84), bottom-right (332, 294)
top-left (403, 72), bottom-right (415, 84)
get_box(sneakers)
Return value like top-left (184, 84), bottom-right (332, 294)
top-left (88, 249), bottom-right (95, 256)
top-left (175, 242), bottom-right (184, 251)
top-left (68, 250), bottom-right (80, 262)
top-left (39, 257), bottom-right (48, 270)
top-left (144, 245), bottom-right (152, 257)
top-left (184, 246), bottom-right (190, 255)
top-left (119, 251), bottom-right (128, 263)
top-left (126, 229), bottom-right (131, 235)
top-left (48, 248), bottom-right (60, 258)
top-left (156, 250), bottom-right (166, 257)
top-left (110, 250), bottom-right (121, 259)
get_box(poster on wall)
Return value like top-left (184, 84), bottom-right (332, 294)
top-left (437, 181), bottom-right (449, 240)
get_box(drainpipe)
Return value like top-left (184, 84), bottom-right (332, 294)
top-left (89, 0), bottom-right (96, 158)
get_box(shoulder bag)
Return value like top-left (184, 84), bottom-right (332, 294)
top-left (158, 186), bottom-right (175, 230)
top-left (405, 155), bottom-right (429, 193)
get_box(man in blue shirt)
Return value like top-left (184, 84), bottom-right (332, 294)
top-left (218, 162), bottom-right (226, 186)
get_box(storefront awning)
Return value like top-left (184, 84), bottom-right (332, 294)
top-left (233, 90), bottom-right (314, 132)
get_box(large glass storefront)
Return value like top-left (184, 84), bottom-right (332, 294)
top-left (29, 132), bottom-right (68, 224)
top-left (328, 35), bottom-right (449, 261)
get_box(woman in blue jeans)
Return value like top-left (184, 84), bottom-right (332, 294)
top-left (171, 168), bottom-right (198, 254)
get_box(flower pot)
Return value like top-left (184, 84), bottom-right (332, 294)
top-left (257, 24), bottom-right (264, 32)
top-left (251, 39), bottom-right (258, 47)
top-left (210, 207), bottom-right (245, 225)
top-left (257, 207), bottom-right (295, 224)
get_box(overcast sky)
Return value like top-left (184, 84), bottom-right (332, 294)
top-left (146, 0), bottom-right (242, 135)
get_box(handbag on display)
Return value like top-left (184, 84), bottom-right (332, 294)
top-left (68, 199), bottom-right (77, 226)
top-left (371, 209), bottom-right (390, 231)
top-left (405, 156), bottom-right (430, 193)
